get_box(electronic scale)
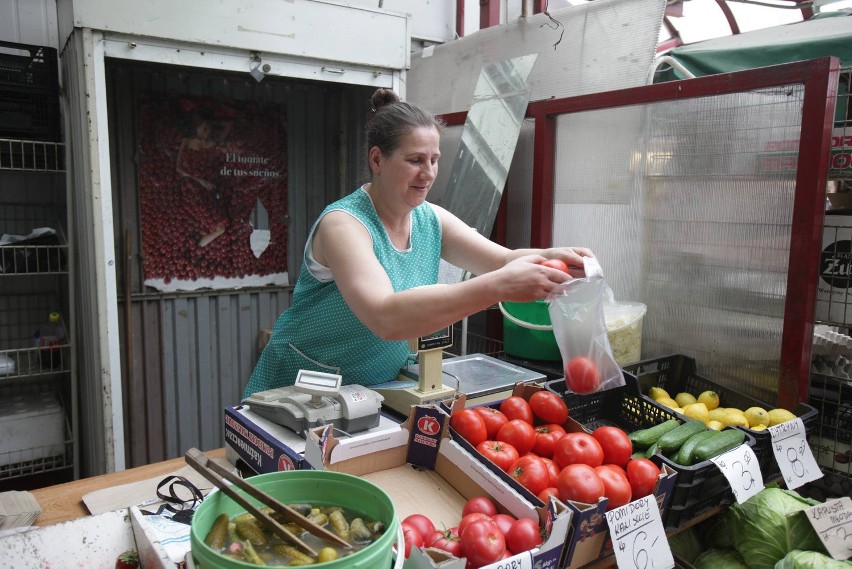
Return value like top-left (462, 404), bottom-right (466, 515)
top-left (241, 369), bottom-right (384, 435)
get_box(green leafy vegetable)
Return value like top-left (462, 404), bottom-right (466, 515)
top-left (699, 511), bottom-right (734, 550)
top-left (728, 487), bottom-right (824, 569)
top-left (693, 548), bottom-right (750, 569)
top-left (668, 526), bottom-right (704, 563)
top-left (774, 549), bottom-right (852, 569)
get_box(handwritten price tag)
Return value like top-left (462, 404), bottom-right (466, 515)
top-left (805, 496), bottom-right (852, 561)
top-left (493, 551), bottom-right (534, 569)
top-left (768, 418), bottom-right (822, 489)
top-left (710, 444), bottom-right (764, 504)
top-left (605, 495), bottom-right (674, 569)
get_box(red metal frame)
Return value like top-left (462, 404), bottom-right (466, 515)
top-left (456, 1), bottom-right (465, 38)
top-left (525, 57), bottom-right (839, 407)
top-left (480, 0), bottom-right (501, 29)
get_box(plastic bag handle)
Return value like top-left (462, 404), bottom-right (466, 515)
top-left (498, 302), bottom-right (553, 331)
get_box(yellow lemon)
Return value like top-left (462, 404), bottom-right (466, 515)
top-left (697, 391), bottom-right (720, 411)
top-left (768, 408), bottom-right (797, 426)
top-left (721, 412), bottom-right (749, 428)
top-left (656, 397), bottom-right (680, 410)
top-left (675, 392), bottom-right (698, 407)
top-left (743, 407), bottom-right (770, 428)
top-left (725, 407), bottom-right (744, 417)
top-left (708, 408), bottom-right (729, 423)
top-left (750, 424), bottom-right (767, 431)
top-left (672, 407), bottom-right (684, 414)
top-left (706, 420), bottom-right (725, 431)
top-left (682, 402), bottom-right (710, 423)
top-left (649, 386), bottom-right (671, 401)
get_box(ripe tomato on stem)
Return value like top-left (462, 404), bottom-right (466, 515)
top-left (531, 424), bottom-right (567, 458)
top-left (499, 396), bottom-right (534, 424)
top-left (491, 513), bottom-right (517, 538)
top-left (594, 464), bottom-right (633, 511)
top-left (400, 522), bottom-right (425, 559)
top-left (428, 528), bottom-right (462, 557)
top-left (402, 514), bottom-right (435, 541)
top-left (458, 513), bottom-right (495, 537)
top-left (476, 440), bottom-right (519, 473)
top-left (565, 356), bottom-right (601, 394)
top-left (508, 455), bottom-right (551, 496)
top-left (557, 463), bottom-right (606, 505)
top-left (528, 391), bottom-right (569, 425)
top-left (462, 496), bottom-right (498, 518)
top-left (626, 457), bottom-right (661, 500)
top-left (496, 419), bottom-right (536, 456)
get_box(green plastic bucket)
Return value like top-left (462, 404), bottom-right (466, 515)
top-left (190, 470), bottom-right (401, 568)
top-left (500, 300), bottom-right (561, 361)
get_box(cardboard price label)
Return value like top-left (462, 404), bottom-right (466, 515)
top-left (768, 418), bottom-right (822, 489)
top-left (605, 495), bottom-right (674, 569)
top-left (805, 496), bottom-right (852, 561)
top-left (493, 552), bottom-right (534, 569)
top-left (710, 444), bottom-right (764, 504)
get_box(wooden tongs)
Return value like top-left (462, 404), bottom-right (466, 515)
top-left (184, 448), bottom-right (351, 556)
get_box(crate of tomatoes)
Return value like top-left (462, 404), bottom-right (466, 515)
top-left (444, 383), bottom-right (678, 568)
top-left (544, 375), bottom-right (760, 533)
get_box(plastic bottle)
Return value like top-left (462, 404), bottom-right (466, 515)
top-left (37, 311), bottom-right (67, 369)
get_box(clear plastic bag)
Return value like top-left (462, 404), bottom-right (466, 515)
top-left (547, 257), bottom-right (625, 394)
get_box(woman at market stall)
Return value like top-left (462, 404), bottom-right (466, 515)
top-left (243, 88), bottom-right (595, 397)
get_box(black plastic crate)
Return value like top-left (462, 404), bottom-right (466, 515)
top-left (0, 40), bottom-right (60, 142)
top-left (545, 376), bottom-right (757, 531)
top-left (623, 354), bottom-right (818, 483)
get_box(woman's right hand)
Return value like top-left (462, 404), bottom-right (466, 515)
top-left (492, 255), bottom-right (573, 302)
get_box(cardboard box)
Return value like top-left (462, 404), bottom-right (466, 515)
top-left (817, 215), bottom-right (852, 325)
top-left (305, 404), bottom-right (573, 569)
top-left (444, 383), bottom-right (678, 569)
top-left (129, 505), bottom-right (185, 569)
top-left (224, 404), bottom-right (406, 473)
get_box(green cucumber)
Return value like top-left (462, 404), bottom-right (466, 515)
top-left (631, 451), bottom-right (646, 460)
top-left (656, 420), bottom-right (707, 454)
top-left (692, 429), bottom-right (747, 463)
top-left (644, 442), bottom-right (659, 458)
top-left (674, 430), bottom-right (717, 466)
top-left (629, 419), bottom-right (680, 450)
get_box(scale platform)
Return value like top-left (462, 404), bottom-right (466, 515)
top-left (399, 353), bottom-right (547, 404)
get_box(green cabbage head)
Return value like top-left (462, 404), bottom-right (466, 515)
top-left (728, 487), bottom-right (824, 569)
top-left (693, 548), bottom-right (750, 569)
top-left (774, 549), bottom-right (852, 569)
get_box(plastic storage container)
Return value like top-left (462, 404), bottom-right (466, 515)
top-left (0, 392), bottom-right (65, 467)
top-left (623, 354), bottom-right (818, 483)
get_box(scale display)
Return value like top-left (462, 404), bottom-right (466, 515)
top-left (417, 326), bottom-right (454, 351)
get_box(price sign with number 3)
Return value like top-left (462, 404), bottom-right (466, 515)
top-left (710, 444), bottom-right (764, 504)
top-left (769, 418), bottom-right (822, 489)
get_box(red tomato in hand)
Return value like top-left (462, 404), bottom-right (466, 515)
top-left (531, 424), bottom-right (567, 458)
top-left (473, 406), bottom-right (509, 439)
top-left (499, 396), bottom-right (534, 424)
top-left (591, 426), bottom-right (633, 468)
top-left (428, 528), bottom-right (462, 557)
top-left (460, 519), bottom-right (506, 568)
top-left (450, 408), bottom-right (487, 446)
top-left (496, 419), bottom-right (536, 456)
top-left (491, 513), bottom-right (517, 538)
top-left (402, 514), bottom-right (436, 541)
top-left (565, 356), bottom-right (601, 394)
top-left (540, 259), bottom-right (569, 273)
top-left (626, 458), bottom-right (661, 499)
top-left (557, 463), bottom-right (606, 505)
top-left (528, 391), bottom-right (569, 425)
top-left (594, 465), bottom-right (633, 511)
top-left (462, 496), bottom-right (498, 518)
top-left (476, 440), bottom-right (520, 472)
top-left (506, 517), bottom-right (543, 554)
top-left (400, 522), bottom-right (425, 559)
top-left (508, 455), bottom-right (551, 496)
top-left (553, 432), bottom-right (604, 469)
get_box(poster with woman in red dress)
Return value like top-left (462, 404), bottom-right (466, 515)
top-left (137, 95), bottom-right (288, 291)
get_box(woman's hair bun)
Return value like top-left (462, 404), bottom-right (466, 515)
top-left (371, 88), bottom-right (401, 112)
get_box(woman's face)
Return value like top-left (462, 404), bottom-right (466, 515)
top-left (372, 126), bottom-right (441, 208)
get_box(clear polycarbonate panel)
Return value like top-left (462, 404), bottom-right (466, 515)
top-left (551, 85), bottom-right (805, 403)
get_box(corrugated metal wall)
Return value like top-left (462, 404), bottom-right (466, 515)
top-left (106, 61), bottom-right (373, 467)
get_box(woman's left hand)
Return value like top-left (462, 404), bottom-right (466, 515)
top-left (542, 247), bottom-right (595, 278)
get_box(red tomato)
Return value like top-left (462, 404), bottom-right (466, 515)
top-left (508, 455), bottom-right (551, 496)
top-left (402, 514), bottom-right (436, 541)
top-left (428, 528), bottom-right (462, 557)
top-left (476, 440), bottom-right (520, 472)
top-left (491, 513), bottom-right (516, 538)
top-left (540, 259), bottom-right (569, 273)
top-left (458, 512), bottom-right (494, 537)
top-left (460, 519), bottom-right (506, 568)
top-left (531, 424), bottom-right (567, 458)
top-left (400, 522), bottom-right (425, 559)
top-left (556, 463), bottom-right (606, 505)
top-left (506, 517), bottom-right (543, 554)
top-left (462, 496), bottom-right (498, 518)
top-left (528, 391), bottom-right (569, 425)
top-left (450, 408), bottom-right (488, 446)
top-left (499, 396), bottom-right (535, 424)
top-left (539, 456), bottom-right (561, 487)
top-left (626, 458), bottom-right (661, 500)
top-left (497, 419), bottom-right (536, 456)
top-left (473, 406), bottom-right (509, 439)
top-left (553, 432), bottom-right (605, 469)
top-left (537, 486), bottom-right (560, 504)
top-left (591, 426), bottom-right (633, 468)
top-left (565, 356), bottom-right (601, 394)
top-left (594, 465), bottom-right (633, 511)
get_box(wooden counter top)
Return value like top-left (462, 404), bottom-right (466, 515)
top-left (30, 448), bottom-right (226, 527)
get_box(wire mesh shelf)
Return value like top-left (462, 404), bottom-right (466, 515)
top-left (808, 372), bottom-right (852, 479)
top-left (0, 203), bottom-right (68, 276)
top-left (0, 139), bottom-right (64, 171)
